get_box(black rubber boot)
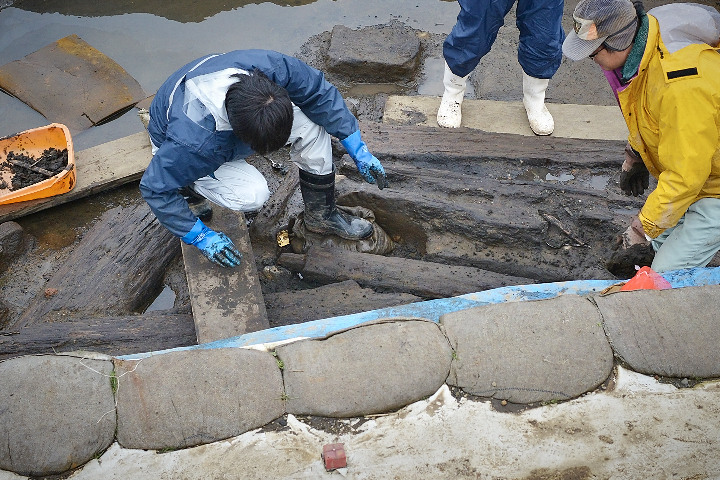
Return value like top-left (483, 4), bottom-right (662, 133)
top-left (299, 169), bottom-right (373, 240)
top-left (179, 185), bottom-right (213, 222)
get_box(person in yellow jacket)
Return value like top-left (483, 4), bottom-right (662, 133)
top-left (563, 0), bottom-right (720, 273)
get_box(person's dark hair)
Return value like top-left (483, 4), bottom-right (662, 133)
top-left (225, 69), bottom-right (293, 154)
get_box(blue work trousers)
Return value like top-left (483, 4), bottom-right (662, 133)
top-left (443, 0), bottom-right (565, 79)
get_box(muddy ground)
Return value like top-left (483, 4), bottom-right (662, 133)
top-left (0, 148), bottom-right (69, 191)
top-left (1, 4), bottom-right (719, 357)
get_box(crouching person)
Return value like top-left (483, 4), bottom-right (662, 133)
top-left (140, 49), bottom-right (388, 268)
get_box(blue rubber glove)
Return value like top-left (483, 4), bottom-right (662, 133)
top-left (340, 130), bottom-right (388, 190)
top-left (181, 219), bottom-right (242, 268)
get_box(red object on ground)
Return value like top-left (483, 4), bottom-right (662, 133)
top-left (620, 266), bottom-right (672, 291)
top-left (322, 443), bottom-right (347, 470)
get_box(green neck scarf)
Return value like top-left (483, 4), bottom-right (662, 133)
top-left (622, 11), bottom-right (649, 84)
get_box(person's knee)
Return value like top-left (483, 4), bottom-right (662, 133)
top-left (651, 246), bottom-right (713, 273)
top-left (246, 183), bottom-right (271, 211)
top-left (230, 181), bottom-right (270, 212)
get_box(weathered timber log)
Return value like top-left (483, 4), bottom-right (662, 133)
top-left (330, 123), bottom-right (646, 282)
top-left (360, 122), bottom-right (626, 166)
top-left (278, 247), bottom-right (535, 299)
top-left (0, 313), bottom-right (196, 361)
top-left (265, 279), bottom-right (421, 328)
top-left (249, 164), bottom-right (299, 243)
top-left (11, 202), bottom-right (179, 330)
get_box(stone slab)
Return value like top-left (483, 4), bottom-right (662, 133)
top-left (0, 354), bottom-right (116, 477)
top-left (278, 318), bottom-right (453, 417)
top-left (595, 284), bottom-right (720, 378)
top-left (442, 294), bottom-right (613, 404)
top-left (383, 95), bottom-right (630, 141)
top-left (182, 206), bottom-right (269, 344)
top-left (114, 348), bottom-right (284, 450)
top-left (327, 23), bottom-right (421, 82)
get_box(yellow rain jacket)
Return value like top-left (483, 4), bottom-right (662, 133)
top-left (618, 11), bottom-right (720, 238)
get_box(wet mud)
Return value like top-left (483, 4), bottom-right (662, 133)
top-left (0, 148), bottom-right (68, 191)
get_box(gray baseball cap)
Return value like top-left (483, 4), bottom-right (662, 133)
top-left (563, 0), bottom-right (639, 60)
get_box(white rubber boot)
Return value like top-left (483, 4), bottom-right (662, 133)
top-left (437, 62), bottom-right (468, 128)
top-left (522, 73), bottom-right (554, 136)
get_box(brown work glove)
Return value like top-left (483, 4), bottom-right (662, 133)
top-left (619, 143), bottom-right (649, 196)
top-left (619, 215), bottom-right (650, 249)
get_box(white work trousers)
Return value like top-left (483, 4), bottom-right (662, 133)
top-left (151, 105), bottom-right (333, 212)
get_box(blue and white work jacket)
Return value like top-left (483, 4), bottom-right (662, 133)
top-left (139, 49), bottom-right (358, 238)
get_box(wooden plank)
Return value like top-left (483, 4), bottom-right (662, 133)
top-left (278, 247), bottom-right (536, 299)
top-left (0, 131), bottom-right (152, 223)
top-left (182, 206), bottom-right (269, 344)
top-left (383, 95), bottom-right (629, 141)
top-left (0, 313), bottom-right (196, 361)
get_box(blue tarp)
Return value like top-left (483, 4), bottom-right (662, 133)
top-left (120, 266), bottom-right (720, 359)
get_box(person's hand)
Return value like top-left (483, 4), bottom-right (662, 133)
top-left (620, 216), bottom-right (650, 249)
top-left (619, 144), bottom-right (649, 196)
top-left (341, 131), bottom-right (388, 189)
top-left (182, 220), bottom-right (242, 268)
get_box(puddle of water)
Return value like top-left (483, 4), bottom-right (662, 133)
top-left (14, 182), bottom-right (142, 250)
top-left (145, 284), bottom-right (176, 312)
top-left (418, 57), bottom-right (445, 96)
top-left (545, 172), bottom-right (575, 182)
top-left (587, 174), bottom-right (610, 190)
top-left (515, 166), bottom-right (550, 182)
top-left (8, 0), bottom-right (321, 23)
top-left (515, 167), bottom-right (577, 183)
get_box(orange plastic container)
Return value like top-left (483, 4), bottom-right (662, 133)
top-left (0, 123), bottom-right (76, 205)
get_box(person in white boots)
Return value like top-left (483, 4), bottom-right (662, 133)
top-left (437, 0), bottom-right (564, 135)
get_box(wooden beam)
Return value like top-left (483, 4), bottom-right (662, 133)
top-left (11, 202), bottom-right (179, 330)
top-left (0, 313), bottom-right (196, 361)
top-left (360, 122), bottom-right (626, 166)
top-left (278, 247), bottom-right (536, 299)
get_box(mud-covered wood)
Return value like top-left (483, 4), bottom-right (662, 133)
top-left (182, 206), bottom-right (269, 344)
top-left (0, 313), bottom-right (196, 360)
top-left (332, 123), bottom-right (651, 282)
top-left (265, 279), bottom-right (421, 327)
top-left (11, 202), bottom-right (179, 330)
top-left (278, 247), bottom-right (535, 299)
top-left (361, 122), bottom-right (627, 165)
top-left (249, 164), bottom-right (299, 244)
